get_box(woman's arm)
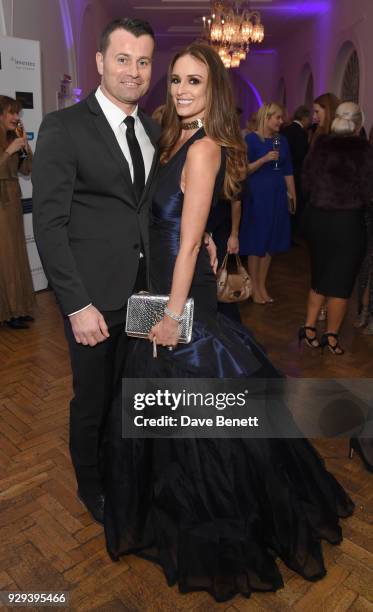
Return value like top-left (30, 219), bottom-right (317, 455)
top-left (246, 134), bottom-right (278, 175)
top-left (169, 138), bottom-right (220, 313)
top-left (150, 138), bottom-right (221, 347)
top-left (284, 175), bottom-right (296, 205)
top-left (0, 138), bottom-right (28, 177)
top-left (227, 199), bottom-right (241, 254)
top-left (248, 151), bottom-right (278, 175)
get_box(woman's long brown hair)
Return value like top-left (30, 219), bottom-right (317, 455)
top-left (159, 43), bottom-right (247, 201)
top-left (312, 92), bottom-right (340, 143)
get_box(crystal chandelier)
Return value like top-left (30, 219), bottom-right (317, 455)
top-left (201, 0), bottom-right (264, 68)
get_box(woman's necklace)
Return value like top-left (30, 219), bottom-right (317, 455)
top-left (180, 117), bottom-right (204, 130)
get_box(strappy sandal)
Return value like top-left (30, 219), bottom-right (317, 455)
top-left (320, 332), bottom-right (345, 355)
top-left (298, 326), bottom-right (320, 349)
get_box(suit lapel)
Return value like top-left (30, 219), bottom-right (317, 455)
top-left (87, 94), bottom-right (137, 209)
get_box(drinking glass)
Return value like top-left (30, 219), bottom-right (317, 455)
top-left (272, 135), bottom-right (280, 170)
top-left (15, 120), bottom-right (28, 161)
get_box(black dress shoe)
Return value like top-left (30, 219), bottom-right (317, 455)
top-left (19, 315), bottom-right (34, 322)
top-left (6, 318), bottom-right (29, 329)
top-left (77, 490), bottom-right (105, 524)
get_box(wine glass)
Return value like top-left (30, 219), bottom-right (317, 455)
top-left (272, 135), bottom-right (280, 170)
top-left (15, 120), bottom-right (28, 160)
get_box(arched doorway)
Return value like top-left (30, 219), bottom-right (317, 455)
top-left (341, 50), bottom-right (360, 103)
top-left (276, 77), bottom-right (287, 108)
top-left (305, 73), bottom-right (314, 109)
top-left (299, 63), bottom-right (314, 109)
top-left (230, 72), bottom-right (262, 128)
top-left (332, 41), bottom-right (360, 103)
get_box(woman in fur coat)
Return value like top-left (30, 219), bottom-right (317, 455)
top-left (299, 102), bottom-right (373, 354)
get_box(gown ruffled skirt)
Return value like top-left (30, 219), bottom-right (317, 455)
top-left (104, 129), bottom-right (354, 602)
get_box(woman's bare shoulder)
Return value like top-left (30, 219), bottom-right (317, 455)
top-left (186, 136), bottom-right (220, 165)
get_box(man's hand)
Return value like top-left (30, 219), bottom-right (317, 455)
top-left (69, 305), bottom-right (109, 346)
top-left (204, 233), bottom-right (218, 274)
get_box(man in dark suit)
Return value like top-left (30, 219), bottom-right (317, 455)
top-left (32, 18), bottom-right (160, 523)
top-left (282, 105), bottom-right (311, 241)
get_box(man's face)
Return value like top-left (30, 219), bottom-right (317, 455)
top-left (96, 29), bottom-right (154, 108)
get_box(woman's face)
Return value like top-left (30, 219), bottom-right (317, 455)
top-left (170, 54), bottom-right (208, 122)
top-left (313, 103), bottom-right (326, 127)
top-left (267, 111), bottom-right (283, 134)
top-left (0, 107), bottom-right (19, 131)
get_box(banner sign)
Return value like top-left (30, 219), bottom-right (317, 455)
top-left (0, 35), bottom-right (47, 290)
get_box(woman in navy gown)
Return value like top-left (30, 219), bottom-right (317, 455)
top-left (104, 44), bottom-right (353, 602)
top-left (239, 103), bottom-right (295, 303)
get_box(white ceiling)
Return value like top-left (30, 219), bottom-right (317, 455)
top-left (104, 0), bottom-right (328, 51)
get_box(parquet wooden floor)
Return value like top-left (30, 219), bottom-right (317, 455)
top-left (0, 244), bottom-right (372, 611)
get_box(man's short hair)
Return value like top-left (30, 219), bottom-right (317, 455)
top-left (293, 105), bottom-right (311, 121)
top-left (99, 18), bottom-right (155, 54)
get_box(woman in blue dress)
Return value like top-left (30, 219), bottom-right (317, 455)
top-left (239, 103), bottom-right (296, 303)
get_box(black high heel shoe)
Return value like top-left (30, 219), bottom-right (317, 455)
top-left (298, 326), bottom-right (320, 349)
top-left (6, 317), bottom-right (29, 330)
top-left (320, 332), bottom-right (344, 355)
top-left (349, 438), bottom-right (373, 472)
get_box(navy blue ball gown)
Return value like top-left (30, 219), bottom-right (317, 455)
top-left (104, 129), bottom-right (353, 602)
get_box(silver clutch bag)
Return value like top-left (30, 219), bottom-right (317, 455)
top-left (125, 293), bottom-right (194, 344)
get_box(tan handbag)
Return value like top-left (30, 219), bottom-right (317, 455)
top-left (216, 254), bottom-right (252, 303)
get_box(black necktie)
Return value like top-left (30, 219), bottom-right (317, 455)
top-left (124, 115), bottom-right (145, 202)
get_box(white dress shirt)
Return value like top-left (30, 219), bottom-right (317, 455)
top-left (95, 86), bottom-right (154, 181)
top-left (68, 87), bottom-right (154, 317)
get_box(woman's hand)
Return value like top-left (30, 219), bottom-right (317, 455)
top-left (6, 137), bottom-right (27, 156)
top-left (204, 233), bottom-right (218, 273)
top-left (149, 316), bottom-right (179, 348)
top-left (264, 151), bottom-right (279, 163)
top-left (227, 234), bottom-right (239, 254)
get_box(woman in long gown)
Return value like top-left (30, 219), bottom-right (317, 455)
top-left (0, 95), bottom-right (34, 329)
top-left (104, 44), bottom-right (353, 602)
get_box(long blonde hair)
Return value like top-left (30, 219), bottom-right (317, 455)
top-left (255, 102), bottom-right (283, 141)
top-left (159, 43), bottom-right (247, 201)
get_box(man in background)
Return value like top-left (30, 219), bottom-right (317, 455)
top-left (282, 105), bottom-right (311, 242)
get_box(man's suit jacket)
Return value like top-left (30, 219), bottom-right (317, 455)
top-left (32, 93), bottom-right (160, 316)
top-left (282, 122), bottom-right (309, 183)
